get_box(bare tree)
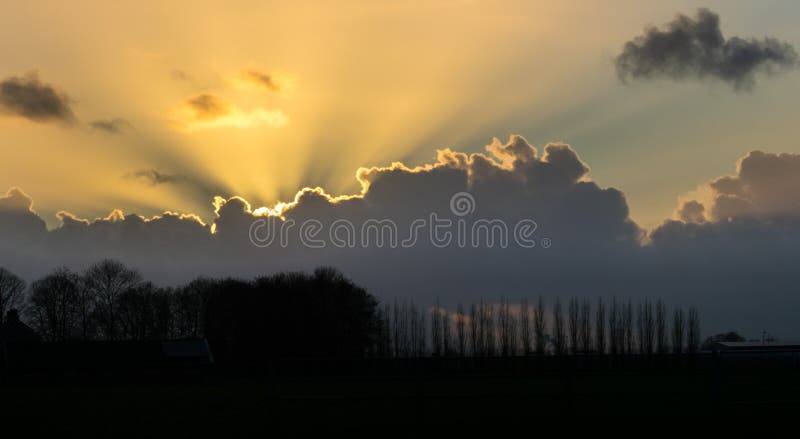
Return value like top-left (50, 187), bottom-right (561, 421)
top-left (117, 282), bottom-right (171, 340)
top-left (83, 259), bottom-right (142, 340)
top-left (498, 298), bottom-right (507, 356)
top-left (519, 299), bottom-right (532, 355)
top-left (391, 300), bottom-right (401, 357)
top-left (623, 300), bottom-right (634, 355)
top-left (407, 302), bottom-right (418, 357)
top-left (431, 299), bottom-right (442, 356)
top-left (672, 308), bottom-right (685, 354)
top-left (26, 268), bottom-right (80, 341)
top-left (172, 278), bottom-right (211, 339)
top-left (499, 297), bottom-right (513, 356)
top-left (504, 298), bottom-right (518, 356)
top-left (456, 302), bottom-right (466, 356)
top-left (580, 298), bottom-right (591, 354)
top-left (0, 267), bottom-right (26, 325)
top-left (476, 300), bottom-right (487, 356)
top-left (485, 303), bottom-right (496, 357)
top-left (655, 300), bottom-right (667, 355)
top-left (595, 297), bottom-right (606, 355)
top-left (442, 307), bottom-right (451, 356)
top-left (469, 301), bottom-right (478, 356)
top-left (376, 303), bottom-right (392, 357)
top-left (415, 304), bottom-right (427, 356)
top-left (687, 307), bottom-right (701, 354)
top-left (75, 275), bottom-right (95, 340)
top-left (608, 298), bottom-right (620, 355)
top-left (552, 299), bottom-right (565, 355)
top-left (534, 296), bottom-right (546, 355)
top-left (637, 299), bottom-right (655, 355)
top-left (568, 297), bottom-right (580, 354)
top-left (508, 304), bottom-right (519, 356)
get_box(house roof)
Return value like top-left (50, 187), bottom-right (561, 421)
top-left (0, 310), bottom-right (41, 342)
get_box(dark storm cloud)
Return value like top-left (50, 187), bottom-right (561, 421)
top-left (0, 72), bottom-right (76, 124)
top-left (616, 8), bottom-right (799, 90)
top-left (125, 169), bottom-right (186, 186)
top-left (3, 139), bottom-right (800, 336)
top-left (90, 118), bottom-right (131, 134)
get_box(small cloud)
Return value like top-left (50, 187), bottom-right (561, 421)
top-left (0, 71), bottom-right (76, 124)
top-left (233, 68), bottom-right (294, 96)
top-left (126, 169), bottom-right (186, 186)
top-left (90, 118), bottom-right (132, 134)
top-left (171, 69), bottom-right (194, 83)
top-left (238, 68), bottom-right (280, 92)
top-left (186, 94), bottom-right (231, 120)
top-left (677, 200), bottom-right (706, 223)
top-left (616, 8), bottom-right (799, 90)
top-left (171, 93), bottom-right (288, 131)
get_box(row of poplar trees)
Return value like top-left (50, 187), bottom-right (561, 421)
top-left (376, 297), bottom-right (701, 357)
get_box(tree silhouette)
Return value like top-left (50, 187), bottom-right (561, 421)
top-left (579, 298), bottom-right (591, 354)
top-left (431, 299), bottom-right (442, 356)
top-left (0, 267), bottom-right (26, 326)
top-left (552, 299), bottom-right (565, 355)
top-left (26, 267), bottom-right (80, 341)
top-left (672, 308), bottom-right (685, 354)
top-left (469, 302), bottom-right (479, 356)
top-left (655, 300), bottom-right (668, 355)
top-left (609, 298), bottom-right (620, 355)
top-left (171, 278), bottom-right (211, 339)
top-left (637, 299), bottom-right (654, 355)
top-left (568, 297), bottom-right (580, 354)
top-left (456, 302), bottom-right (466, 357)
top-left (204, 267), bottom-right (380, 361)
top-left (687, 307), bottom-right (701, 354)
top-left (83, 259), bottom-right (143, 340)
top-left (594, 297), bottom-right (606, 355)
top-left (13, 261), bottom-right (713, 361)
top-left (117, 282), bottom-right (172, 340)
top-left (534, 296), bottom-right (546, 355)
top-left (519, 298), bottom-right (532, 355)
top-left (622, 300), bottom-right (634, 355)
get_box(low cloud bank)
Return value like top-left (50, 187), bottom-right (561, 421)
top-left (2, 137), bottom-right (800, 337)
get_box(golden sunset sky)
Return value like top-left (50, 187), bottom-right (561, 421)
top-left (2, 0), bottom-right (799, 229)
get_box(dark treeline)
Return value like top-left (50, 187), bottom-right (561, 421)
top-left (0, 262), bottom-right (380, 362)
top-left (1, 262), bottom-right (703, 360)
top-left (378, 297), bottom-right (702, 357)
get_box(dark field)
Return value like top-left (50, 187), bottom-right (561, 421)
top-left (3, 354), bottom-right (800, 434)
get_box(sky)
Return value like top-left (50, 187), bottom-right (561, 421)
top-left (2, 0), bottom-right (799, 229)
top-left (2, 1), bottom-right (800, 337)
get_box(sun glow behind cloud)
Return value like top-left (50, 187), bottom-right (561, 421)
top-left (0, 1), bottom-right (632, 225)
top-left (2, 1), bottom-right (800, 229)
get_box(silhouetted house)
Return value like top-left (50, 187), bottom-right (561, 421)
top-left (712, 341), bottom-right (800, 353)
top-left (0, 309), bottom-right (41, 342)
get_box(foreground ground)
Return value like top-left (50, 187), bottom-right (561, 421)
top-left (2, 354), bottom-right (799, 433)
